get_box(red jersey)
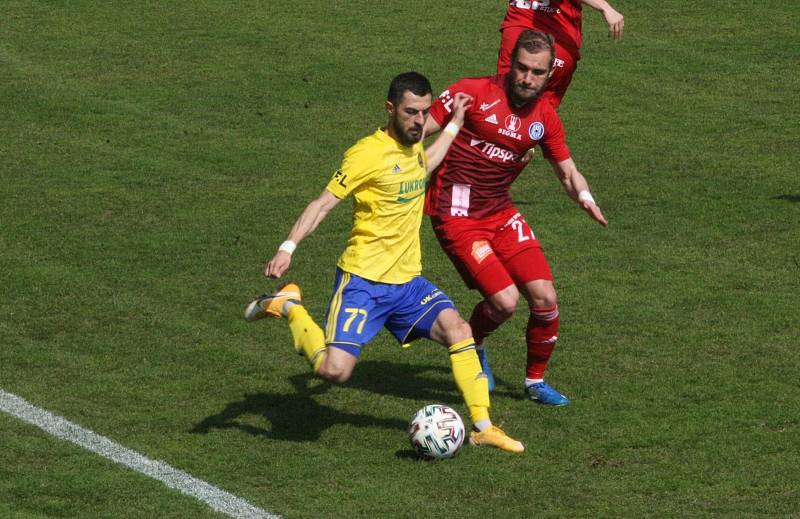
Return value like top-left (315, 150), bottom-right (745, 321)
top-left (502, 0), bottom-right (583, 60)
top-left (425, 75), bottom-right (571, 219)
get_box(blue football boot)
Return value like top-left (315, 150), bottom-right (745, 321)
top-left (525, 381), bottom-right (570, 406)
top-left (476, 348), bottom-right (495, 393)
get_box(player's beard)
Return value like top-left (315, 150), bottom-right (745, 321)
top-left (508, 76), bottom-right (546, 107)
top-left (392, 116), bottom-right (423, 146)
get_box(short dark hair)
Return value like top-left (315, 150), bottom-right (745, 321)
top-left (510, 30), bottom-right (556, 70)
top-left (387, 72), bottom-right (432, 105)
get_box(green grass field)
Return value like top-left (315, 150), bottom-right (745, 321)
top-left (2, 1), bottom-right (799, 517)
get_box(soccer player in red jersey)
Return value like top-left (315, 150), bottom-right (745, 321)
top-left (424, 30), bottom-right (607, 405)
top-left (497, 0), bottom-right (624, 107)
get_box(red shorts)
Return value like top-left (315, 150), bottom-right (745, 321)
top-left (431, 207), bottom-right (553, 298)
top-left (497, 25), bottom-right (578, 108)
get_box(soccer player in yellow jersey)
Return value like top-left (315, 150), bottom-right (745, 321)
top-left (245, 72), bottom-right (524, 454)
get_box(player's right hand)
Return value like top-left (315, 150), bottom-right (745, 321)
top-left (265, 251), bottom-right (292, 278)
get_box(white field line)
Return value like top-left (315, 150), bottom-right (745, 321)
top-left (0, 389), bottom-right (279, 519)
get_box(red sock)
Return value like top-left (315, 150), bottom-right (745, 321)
top-left (468, 301), bottom-right (502, 346)
top-left (526, 306), bottom-right (559, 380)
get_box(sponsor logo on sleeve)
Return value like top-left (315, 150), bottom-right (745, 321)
top-left (439, 89), bottom-right (454, 113)
top-left (528, 122), bottom-right (545, 141)
top-left (334, 170), bottom-right (348, 188)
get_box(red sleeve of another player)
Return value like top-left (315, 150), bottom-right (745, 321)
top-left (540, 108), bottom-right (571, 162)
top-left (430, 80), bottom-right (473, 127)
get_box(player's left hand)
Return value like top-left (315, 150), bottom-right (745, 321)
top-left (580, 200), bottom-right (608, 227)
top-left (603, 8), bottom-right (624, 40)
top-left (520, 148), bottom-right (535, 165)
top-left (449, 92), bottom-right (473, 126)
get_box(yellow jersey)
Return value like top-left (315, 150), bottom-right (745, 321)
top-left (325, 129), bottom-right (428, 284)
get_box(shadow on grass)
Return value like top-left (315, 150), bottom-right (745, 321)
top-left (351, 360), bottom-right (523, 402)
top-left (346, 360), bottom-right (461, 403)
top-left (191, 382), bottom-right (406, 441)
top-left (773, 194), bottom-right (800, 202)
top-left (394, 449), bottom-right (429, 461)
top-left (191, 360), bottom-right (474, 442)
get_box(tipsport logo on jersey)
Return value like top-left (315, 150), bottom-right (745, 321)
top-left (469, 138), bottom-right (519, 163)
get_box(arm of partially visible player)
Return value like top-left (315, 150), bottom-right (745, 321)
top-left (264, 189), bottom-right (342, 278)
top-left (424, 93), bottom-right (472, 174)
top-left (582, 0), bottom-right (624, 40)
top-left (423, 110), bottom-right (443, 138)
top-left (548, 157), bottom-right (608, 227)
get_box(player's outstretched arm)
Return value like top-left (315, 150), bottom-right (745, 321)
top-left (582, 0), bottom-right (624, 40)
top-left (549, 157), bottom-right (608, 227)
top-left (264, 189), bottom-right (342, 278)
top-left (424, 93), bottom-right (472, 174)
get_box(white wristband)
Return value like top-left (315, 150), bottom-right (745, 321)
top-left (443, 122), bottom-right (460, 138)
top-left (278, 240), bottom-right (296, 255)
top-left (578, 190), bottom-right (595, 204)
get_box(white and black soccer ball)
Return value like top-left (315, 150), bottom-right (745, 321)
top-left (408, 404), bottom-right (465, 460)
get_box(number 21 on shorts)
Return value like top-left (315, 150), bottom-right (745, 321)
top-left (511, 219), bottom-right (536, 242)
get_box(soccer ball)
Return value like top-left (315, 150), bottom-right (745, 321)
top-left (408, 404), bottom-right (465, 460)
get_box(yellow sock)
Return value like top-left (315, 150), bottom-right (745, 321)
top-left (287, 305), bottom-right (327, 372)
top-left (448, 338), bottom-right (490, 425)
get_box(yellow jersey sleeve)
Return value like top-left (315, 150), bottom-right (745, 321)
top-left (325, 141), bottom-right (378, 199)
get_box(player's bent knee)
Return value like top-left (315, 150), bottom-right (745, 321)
top-left (534, 288), bottom-right (558, 309)
top-left (524, 280), bottom-right (558, 309)
top-left (317, 363), bottom-right (352, 384)
top-left (538, 293), bottom-right (558, 309)
top-left (429, 308), bottom-right (473, 346)
top-left (487, 287), bottom-right (519, 319)
top-left (446, 318), bottom-right (473, 345)
top-left (316, 347), bottom-right (357, 384)
top-left (493, 302), bottom-right (517, 319)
